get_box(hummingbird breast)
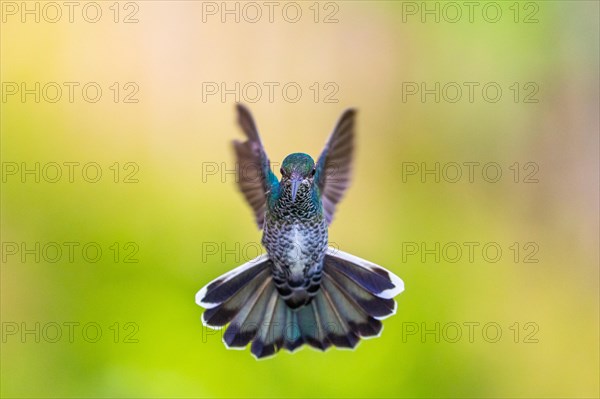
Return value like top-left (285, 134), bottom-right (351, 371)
top-left (262, 183), bottom-right (328, 308)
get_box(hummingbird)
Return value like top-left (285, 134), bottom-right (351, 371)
top-left (196, 105), bottom-right (404, 358)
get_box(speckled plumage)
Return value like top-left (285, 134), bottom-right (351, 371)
top-left (262, 159), bottom-right (328, 308)
top-left (196, 105), bottom-right (404, 359)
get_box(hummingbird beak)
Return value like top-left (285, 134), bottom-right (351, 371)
top-left (291, 175), bottom-right (302, 202)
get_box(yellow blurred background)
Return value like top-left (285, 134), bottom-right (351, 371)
top-left (1, 1), bottom-right (598, 397)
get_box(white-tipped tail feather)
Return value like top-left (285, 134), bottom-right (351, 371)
top-left (196, 250), bottom-right (404, 358)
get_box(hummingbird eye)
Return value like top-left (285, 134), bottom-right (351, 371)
top-left (280, 167), bottom-right (285, 176)
top-left (310, 168), bottom-right (316, 177)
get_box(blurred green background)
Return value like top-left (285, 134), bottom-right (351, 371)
top-left (1, 1), bottom-right (598, 398)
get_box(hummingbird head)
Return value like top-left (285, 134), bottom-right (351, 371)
top-left (280, 153), bottom-right (316, 202)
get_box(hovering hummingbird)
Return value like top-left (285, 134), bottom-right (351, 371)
top-left (196, 105), bottom-right (404, 358)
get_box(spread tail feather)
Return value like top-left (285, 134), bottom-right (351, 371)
top-left (196, 249), bottom-right (404, 359)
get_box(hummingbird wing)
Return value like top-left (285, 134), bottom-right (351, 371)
top-left (315, 109), bottom-right (356, 224)
top-left (233, 104), bottom-right (279, 229)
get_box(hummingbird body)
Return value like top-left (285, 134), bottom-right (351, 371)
top-left (262, 160), bottom-right (328, 308)
top-left (196, 105), bottom-right (404, 358)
